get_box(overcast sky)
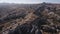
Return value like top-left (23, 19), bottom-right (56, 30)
top-left (0, 0), bottom-right (60, 4)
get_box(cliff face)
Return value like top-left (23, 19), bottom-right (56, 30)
top-left (0, 3), bottom-right (60, 34)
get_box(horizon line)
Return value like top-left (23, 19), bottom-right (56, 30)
top-left (0, 2), bottom-right (60, 4)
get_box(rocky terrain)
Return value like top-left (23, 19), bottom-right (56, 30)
top-left (0, 3), bottom-right (60, 34)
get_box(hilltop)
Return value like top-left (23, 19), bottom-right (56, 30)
top-left (0, 3), bottom-right (60, 34)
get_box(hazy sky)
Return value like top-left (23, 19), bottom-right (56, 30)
top-left (41, 0), bottom-right (60, 3)
top-left (0, 0), bottom-right (60, 4)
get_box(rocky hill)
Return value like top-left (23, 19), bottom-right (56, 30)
top-left (0, 3), bottom-right (60, 34)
